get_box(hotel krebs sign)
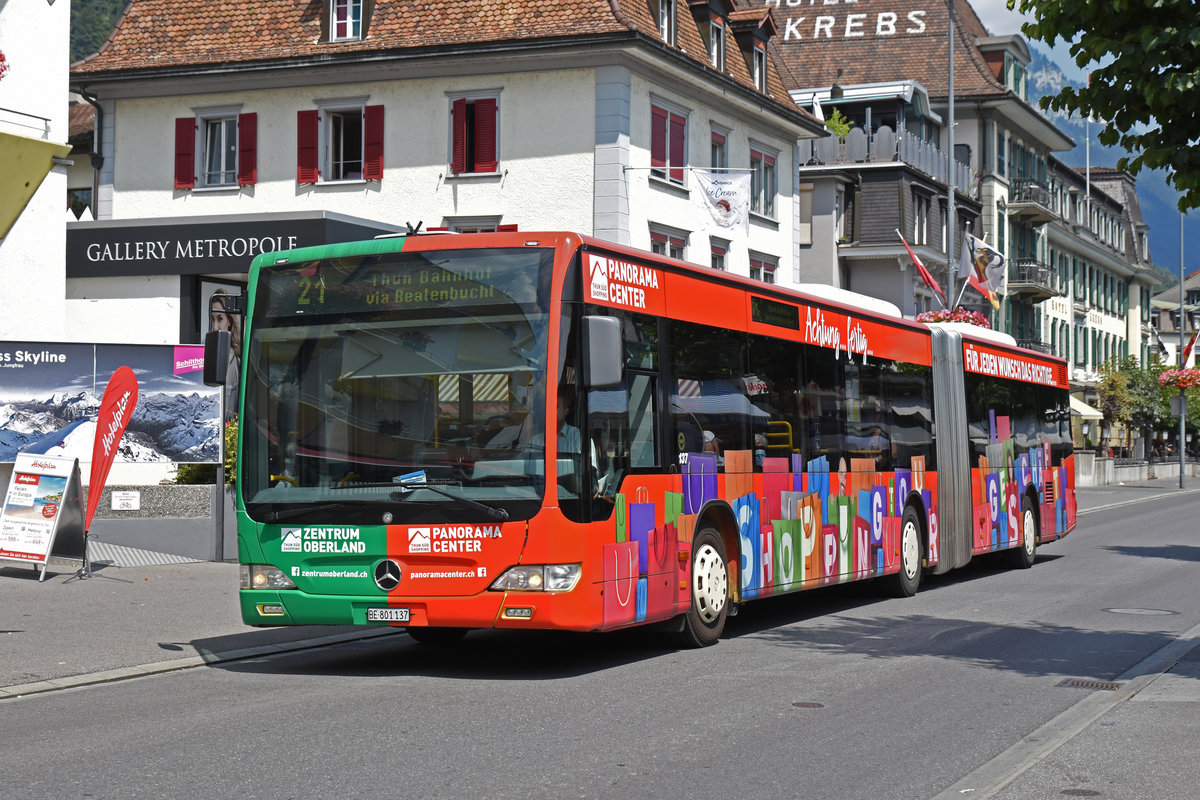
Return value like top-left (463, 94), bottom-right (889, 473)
top-left (761, 0), bottom-right (929, 42)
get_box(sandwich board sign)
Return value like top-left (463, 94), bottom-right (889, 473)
top-left (0, 453), bottom-right (86, 581)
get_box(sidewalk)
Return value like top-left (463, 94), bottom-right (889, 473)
top-left (0, 554), bottom-right (401, 697)
top-left (2, 481), bottom-right (1197, 701)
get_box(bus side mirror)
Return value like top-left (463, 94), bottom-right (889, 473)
top-left (204, 329), bottom-right (231, 387)
top-left (582, 315), bottom-right (623, 388)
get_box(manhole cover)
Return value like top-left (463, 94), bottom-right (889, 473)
top-left (1103, 608), bottom-right (1177, 616)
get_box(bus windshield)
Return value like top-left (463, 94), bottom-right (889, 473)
top-left (241, 245), bottom-right (554, 524)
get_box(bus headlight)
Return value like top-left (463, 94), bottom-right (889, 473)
top-left (240, 564), bottom-right (298, 590)
top-left (489, 564), bottom-right (581, 592)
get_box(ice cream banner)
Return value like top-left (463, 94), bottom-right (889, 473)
top-left (0, 453), bottom-right (86, 573)
top-left (86, 366), bottom-right (139, 531)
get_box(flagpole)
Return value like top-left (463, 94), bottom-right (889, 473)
top-left (947, 0), bottom-right (957, 308)
top-left (1180, 210), bottom-right (1186, 489)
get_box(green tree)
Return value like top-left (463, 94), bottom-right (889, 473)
top-left (1011, 0), bottom-right (1200, 211)
top-left (70, 0), bottom-right (129, 63)
top-left (1097, 356), bottom-right (1169, 452)
top-left (825, 108), bottom-right (851, 138)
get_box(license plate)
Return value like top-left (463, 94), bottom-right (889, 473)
top-left (367, 607), bottom-right (410, 623)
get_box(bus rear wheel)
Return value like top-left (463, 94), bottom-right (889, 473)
top-left (885, 506), bottom-right (923, 598)
top-left (678, 526), bottom-right (729, 648)
top-left (1008, 496), bottom-right (1038, 569)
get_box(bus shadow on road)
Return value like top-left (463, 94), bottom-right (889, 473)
top-left (1102, 544), bottom-right (1200, 563)
top-left (201, 625), bottom-right (685, 680)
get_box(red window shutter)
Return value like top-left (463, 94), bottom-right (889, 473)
top-left (473, 98), bottom-right (498, 173)
top-left (650, 231), bottom-right (667, 245)
top-left (711, 131), bottom-right (725, 145)
top-left (669, 112), bottom-right (686, 182)
top-left (174, 117), bottom-right (195, 189)
top-left (497, 224), bottom-right (518, 232)
top-left (237, 112), bottom-right (257, 186)
top-left (363, 105), bottom-right (384, 180)
top-left (650, 105), bottom-right (667, 172)
top-left (451, 98), bottom-right (468, 174)
top-left (427, 227), bottom-right (450, 231)
top-left (297, 110), bottom-right (320, 183)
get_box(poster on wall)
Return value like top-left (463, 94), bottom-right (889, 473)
top-left (203, 279), bottom-right (244, 421)
top-left (0, 453), bottom-right (86, 576)
top-left (0, 341), bottom-right (220, 465)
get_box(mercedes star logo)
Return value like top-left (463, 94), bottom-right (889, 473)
top-left (374, 559), bottom-right (402, 591)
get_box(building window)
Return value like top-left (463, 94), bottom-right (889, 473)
top-left (709, 19), bottom-right (725, 71)
top-left (650, 228), bottom-right (686, 259)
top-left (711, 239), bottom-right (728, 271)
top-left (797, 183), bottom-right (813, 245)
top-left (750, 255), bottom-right (777, 284)
top-left (913, 190), bottom-right (930, 245)
top-left (429, 219), bottom-right (519, 233)
top-left (174, 110), bottom-right (257, 190)
top-left (331, 0), bottom-right (362, 41)
top-left (652, 0), bottom-right (676, 44)
top-left (711, 129), bottom-right (727, 170)
top-left (450, 95), bottom-right (500, 175)
top-left (296, 103), bottom-right (383, 184)
top-left (752, 44), bottom-right (767, 92)
top-left (651, 103), bottom-right (687, 184)
top-left (750, 147), bottom-right (776, 217)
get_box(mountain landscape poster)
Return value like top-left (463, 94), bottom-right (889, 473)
top-left (0, 342), bottom-right (220, 464)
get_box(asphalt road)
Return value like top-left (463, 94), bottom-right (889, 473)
top-left (2, 487), bottom-right (1198, 800)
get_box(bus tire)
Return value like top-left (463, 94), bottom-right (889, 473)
top-left (886, 506), bottom-right (923, 598)
top-left (1009, 496), bottom-right (1038, 569)
top-left (678, 526), bottom-right (729, 648)
top-left (406, 626), bottom-right (469, 645)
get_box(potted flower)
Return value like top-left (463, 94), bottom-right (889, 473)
top-left (915, 307), bottom-right (992, 329)
top-left (1158, 368), bottom-right (1200, 391)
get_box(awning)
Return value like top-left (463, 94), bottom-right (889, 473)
top-left (0, 130), bottom-right (72, 238)
top-left (1069, 396), bottom-right (1103, 420)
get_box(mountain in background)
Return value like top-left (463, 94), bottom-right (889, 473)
top-left (1026, 46), bottom-right (1191, 289)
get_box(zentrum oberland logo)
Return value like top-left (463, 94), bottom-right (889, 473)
top-left (374, 559), bottom-right (402, 591)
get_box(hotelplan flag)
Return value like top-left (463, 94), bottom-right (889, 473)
top-left (693, 170), bottom-right (750, 236)
top-left (86, 366), bottom-right (139, 531)
top-left (958, 232), bottom-right (1004, 310)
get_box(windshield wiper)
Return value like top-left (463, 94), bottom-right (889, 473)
top-left (330, 480), bottom-right (510, 521)
top-left (391, 483), bottom-right (510, 521)
top-left (263, 502), bottom-right (355, 523)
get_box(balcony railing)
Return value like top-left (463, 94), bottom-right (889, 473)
top-left (1007, 178), bottom-right (1056, 226)
top-left (804, 125), bottom-right (977, 199)
top-left (1016, 338), bottom-right (1053, 354)
top-left (1007, 258), bottom-right (1059, 302)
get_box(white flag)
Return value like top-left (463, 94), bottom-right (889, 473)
top-left (693, 170), bottom-right (750, 236)
top-left (958, 232), bottom-right (1006, 293)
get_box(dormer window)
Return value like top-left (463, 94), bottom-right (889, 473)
top-left (709, 18), bottom-right (725, 71)
top-left (331, 0), bottom-right (362, 41)
top-left (652, 0), bottom-right (677, 45)
top-left (752, 43), bottom-right (767, 91)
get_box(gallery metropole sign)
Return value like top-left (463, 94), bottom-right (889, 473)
top-left (66, 213), bottom-right (401, 278)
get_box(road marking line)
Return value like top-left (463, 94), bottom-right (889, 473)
top-left (930, 619), bottom-right (1200, 799)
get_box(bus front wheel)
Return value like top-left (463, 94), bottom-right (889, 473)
top-left (678, 526), bottom-right (729, 648)
top-left (1008, 496), bottom-right (1038, 569)
top-left (885, 506), bottom-right (923, 598)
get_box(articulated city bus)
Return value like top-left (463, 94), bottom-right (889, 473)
top-left (204, 231), bottom-right (1076, 646)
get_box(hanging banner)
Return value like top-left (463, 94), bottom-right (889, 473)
top-left (0, 454), bottom-right (86, 574)
top-left (693, 170), bottom-right (750, 237)
top-left (85, 366), bottom-right (140, 531)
